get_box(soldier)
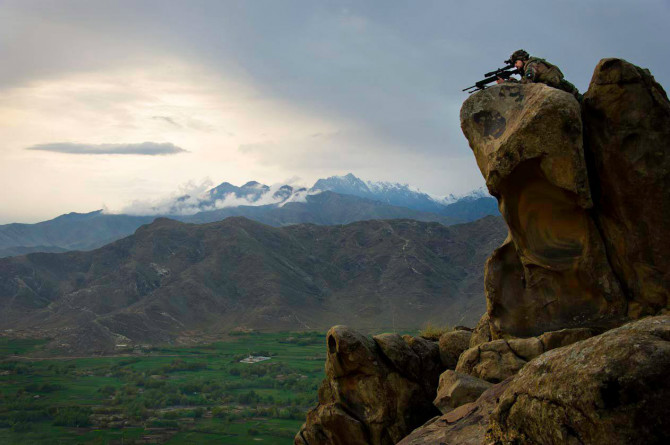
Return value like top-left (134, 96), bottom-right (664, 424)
top-left (498, 49), bottom-right (581, 100)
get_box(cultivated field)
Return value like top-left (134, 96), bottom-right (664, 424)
top-left (0, 332), bottom-right (328, 444)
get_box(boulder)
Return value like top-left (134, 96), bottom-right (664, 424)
top-left (488, 316), bottom-right (670, 445)
top-left (461, 82), bottom-right (628, 339)
top-left (295, 326), bottom-right (442, 445)
top-left (433, 370), bottom-right (492, 414)
top-left (397, 379), bottom-right (512, 445)
top-left (402, 334), bottom-right (444, 385)
top-left (455, 339), bottom-right (528, 383)
top-left (438, 330), bottom-right (472, 369)
top-left (582, 58), bottom-right (670, 317)
top-left (456, 328), bottom-right (596, 383)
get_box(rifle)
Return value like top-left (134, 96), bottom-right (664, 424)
top-left (462, 64), bottom-right (519, 94)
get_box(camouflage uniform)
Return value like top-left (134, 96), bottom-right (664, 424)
top-left (504, 50), bottom-right (580, 99)
top-left (521, 57), bottom-right (581, 99)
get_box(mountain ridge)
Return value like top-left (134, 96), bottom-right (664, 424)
top-left (0, 215), bottom-right (507, 354)
top-left (0, 174), bottom-right (498, 258)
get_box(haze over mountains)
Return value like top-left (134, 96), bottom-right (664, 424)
top-left (0, 215), bottom-right (506, 353)
top-left (0, 173), bottom-right (497, 258)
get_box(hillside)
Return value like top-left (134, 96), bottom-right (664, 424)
top-left (0, 216), bottom-right (506, 354)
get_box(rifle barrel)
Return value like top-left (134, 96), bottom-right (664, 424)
top-left (462, 66), bottom-right (518, 93)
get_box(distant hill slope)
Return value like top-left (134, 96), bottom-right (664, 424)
top-left (0, 191), bottom-right (498, 258)
top-left (0, 216), bottom-right (507, 354)
top-left (0, 211), bottom-right (155, 254)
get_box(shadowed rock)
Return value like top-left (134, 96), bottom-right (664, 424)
top-left (397, 379), bottom-right (512, 445)
top-left (456, 328), bottom-right (596, 383)
top-left (295, 326), bottom-right (442, 445)
top-left (438, 330), bottom-right (472, 369)
top-left (461, 83), bottom-right (627, 338)
top-left (469, 313), bottom-right (492, 348)
top-left (582, 58), bottom-right (670, 318)
top-left (488, 316), bottom-right (670, 444)
top-left (433, 370), bottom-right (493, 414)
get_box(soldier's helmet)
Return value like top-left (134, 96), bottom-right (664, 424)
top-left (505, 49), bottom-right (530, 64)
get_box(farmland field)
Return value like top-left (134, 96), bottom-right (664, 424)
top-left (0, 332), bottom-right (329, 444)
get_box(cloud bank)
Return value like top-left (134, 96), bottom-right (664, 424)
top-left (25, 142), bottom-right (187, 155)
top-left (117, 179), bottom-right (317, 216)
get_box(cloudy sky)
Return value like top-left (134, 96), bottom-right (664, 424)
top-left (1, 0), bottom-right (668, 223)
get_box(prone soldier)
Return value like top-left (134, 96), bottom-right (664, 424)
top-left (498, 49), bottom-right (581, 100)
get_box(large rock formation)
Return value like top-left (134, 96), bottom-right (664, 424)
top-left (461, 58), bottom-right (670, 339)
top-left (295, 326), bottom-right (443, 445)
top-left (488, 315), bottom-right (670, 444)
top-left (582, 58), bottom-right (670, 318)
top-left (455, 327), bottom-right (595, 383)
top-left (297, 58), bottom-right (670, 445)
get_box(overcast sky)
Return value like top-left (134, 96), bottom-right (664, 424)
top-left (1, 0), bottom-right (668, 223)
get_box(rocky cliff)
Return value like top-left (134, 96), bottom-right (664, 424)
top-left (297, 58), bottom-right (670, 444)
top-left (461, 58), bottom-right (668, 339)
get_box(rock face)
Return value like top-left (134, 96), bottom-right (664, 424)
top-left (433, 370), bottom-right (492, 414)
top-left (438, 330), bottom-right (472, 369)
top-left (582, 58), bottom-right (670, 318)
top-left (455, 327), bottom-right (596, 383)
top-left (469, 313), bottom-right (492, 348)
top-left (397, 379), bottom-right (512, 445)
top-left (488, 316), bottom-right (670, 445)
top-left (295, 326), bottom-right (443, 445)
top-left (461, 59), bottom-right (670, 338)
top-left (461, 83), bottom-right (627, 338)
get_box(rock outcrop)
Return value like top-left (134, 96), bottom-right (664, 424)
top-left (433, 370), bottom-right (492, 414)
top-left (582, 58), bottom-right (670, 318)
top-left (438, 330), bottom-right (472, 369)
top-left (455, 327), bottom-right (596, 383)
top-left (295, 326), bottom-right (443, 445)
top-left (398, 379), bottom-right (512, 445)
top-left (488, 316), bottom-right (670, 444)
top-left (297, 58), bottom-right (670, 445)
top-left (461, 82), bottom-right (627, 338)
top-left (461, 58), bottom-right (670, 339)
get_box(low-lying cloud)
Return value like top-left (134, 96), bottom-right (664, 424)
top-left (25, 142), bottom-right (187, 155)
top-left (116, 179), bottom-right (318, 216)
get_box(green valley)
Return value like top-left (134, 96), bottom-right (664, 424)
top-left (0, 331), bottom-right (330, 444)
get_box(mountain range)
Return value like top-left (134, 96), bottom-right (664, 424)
top-left (0, 215), bottom-right (507, 353)
top-left (0, 174), bottom-right (498, 258)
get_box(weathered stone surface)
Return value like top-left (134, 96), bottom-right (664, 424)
top-left (461, 82), bottom-right (628, 338)
top-left (397, 379), bottom-right (512, 445)
top-left (433, 370), bottom-right (493, 414)
top-left (374, 333), bottom-right (421, 380)
top-left (582, 58), bottom-right (670, 318)
top-left (538, 327), bottom-right (596, 351)
top-left (438, 330), bottom-right (472, 369)
top-left (295, 326), bottom-right (442, 445)
top-left (455, 339), bottom-right (527, 383)
top-left (455, 328), bottom-right (597, 383)
top-left (469, 312), bottom-right (492, 348)
top-left (403, 335), bottom-right (444, 386)
top-left (295, 404), bottom-right (368, 445)
top-left (507, 337), bottom-right (544, 361)
top-left (488, 316), bottom-right (670, 445)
